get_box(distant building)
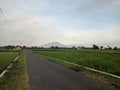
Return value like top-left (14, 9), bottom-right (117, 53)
top-left (14, 46), bottom-right (22, 51)
top-left (0, 47), bottom-right (5, 50)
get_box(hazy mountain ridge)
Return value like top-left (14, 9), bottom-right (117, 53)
top-left (40, 42), bottom-right (79, 48)
top-left (40, 41), bottom-right (120, 48)
top-left (41, 42), bottom-right (66, 48)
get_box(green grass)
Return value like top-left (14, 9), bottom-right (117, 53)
top-left (0, 51), bottom-right (18, 72)
top-left (34, 49), bottom-right (120, 76)
top-left (34, 49), bottom-right (120, 89)
top-left (0, 51), bottom-right (29, 90)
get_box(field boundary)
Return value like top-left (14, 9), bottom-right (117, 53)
top-left (41, 55), bottom-right (120, 79)
top-left (62, 60), bottom-right (120, 79)
top-left (0, 55), bottom-right (19, 79)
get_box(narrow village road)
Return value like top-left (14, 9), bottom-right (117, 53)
top-left (25, 49), bottom-right (111, 90)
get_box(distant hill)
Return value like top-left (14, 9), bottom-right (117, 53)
top-left (41, 42), bottom-right (66, 48)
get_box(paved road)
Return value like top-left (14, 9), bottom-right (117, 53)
top-left (25, 49), bottom-right (111, 90)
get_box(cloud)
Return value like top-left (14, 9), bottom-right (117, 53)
top-left (0, 0), bottom-right (120, 47)
top-left (0, 13), bottom-right (65, 46)
top-left (77, 0), bottom-right (120, 12)
top-left (59, 27), bottom-right (120, 46)
top-left (0, 12), bottom-right (120, 46)
top-left (0, 0), bottom-right (50, 16)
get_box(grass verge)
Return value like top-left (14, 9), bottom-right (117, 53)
top-left (38, 54), bottom-right (120, 90)
top-left (0, 51), bottom-right (29, 90)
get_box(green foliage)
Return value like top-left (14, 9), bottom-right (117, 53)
top-left (0, 51), bottom-right (29, 90)
top-left (0, 51), bottom-right (18, 72)
top-left (35, 49), bottom-right (120, 76)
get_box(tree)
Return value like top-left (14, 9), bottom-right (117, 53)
top-left (4, 45), bottom-right (15, 49)
top-left (100, 46), bottom-right (103, 50)
top-left (113, 46), bottom-right (118, 50)
top-left (71, 46), bottom-right (77, 49)
top-left (54, 46), bottom-right (60, 49)
top-left (107, 45), bottom-right (112, 50)
top-left (93, 44), bottom-right (99, 49)
top-left (50, 46), bottom-right (55, 49)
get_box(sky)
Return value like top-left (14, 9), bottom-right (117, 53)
top-left (0, 0), bottom-right (120, 47)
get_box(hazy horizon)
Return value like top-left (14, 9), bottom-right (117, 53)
top-left (0, 0), bottom-right (120, 47)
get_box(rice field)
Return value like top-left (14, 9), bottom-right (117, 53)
top-left (34, 49), bottom-right (120, 76)
top-left (0, 51), bottom-right (18, 72)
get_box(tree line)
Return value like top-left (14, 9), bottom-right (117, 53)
top-left (0, 44), bottom-right (119, 50)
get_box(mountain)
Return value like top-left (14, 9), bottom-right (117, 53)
top-left (41, 42), bottom-right (66, 48)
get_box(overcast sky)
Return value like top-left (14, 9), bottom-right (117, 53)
top-left (0, 0), bottom-right (120, 47)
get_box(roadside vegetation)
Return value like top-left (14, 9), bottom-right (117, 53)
top-left (0, 50), bottom-right (29, 90)
top-left (33, 49), bottom-right (120, 89)
top-left (0, 50), bottom-right (18, 73)
top-left (34, 49), bottom-right (120, 76)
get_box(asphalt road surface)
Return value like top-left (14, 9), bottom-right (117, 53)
top-left (25, 49), bottom-right (111, 90)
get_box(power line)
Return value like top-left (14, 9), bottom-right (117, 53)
top-left (0, 8), bottom-right (3, 14)
top-left (0, 8), bottom-right (9, 25)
